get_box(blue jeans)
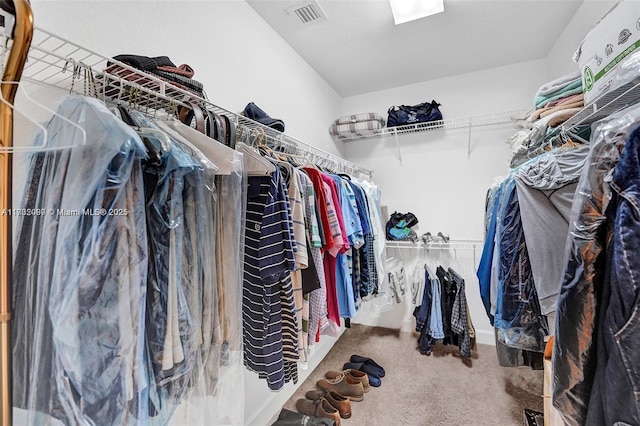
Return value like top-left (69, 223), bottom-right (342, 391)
top-left (477, 183), bottom-right (503, 324)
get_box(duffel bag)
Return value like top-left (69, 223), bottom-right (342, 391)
top-left (387, 100), bottom-right (442, 127)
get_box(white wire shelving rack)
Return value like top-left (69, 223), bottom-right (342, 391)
top-left (560, 76), bottom-right (640, 130)
top-left (10, 27), bottom-right (374, 177)
top-left (333, 109), bottom-right (526, 162)
top-left (386, 239), bottom-right (484, 266)
top-left (386, 239), bottom-right (483, 250)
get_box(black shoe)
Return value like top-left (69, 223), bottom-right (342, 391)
top-left (349, 355), bottom-right (385, 378)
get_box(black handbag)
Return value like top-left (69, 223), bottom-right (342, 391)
top-left (387, 100), bottom-right (442, 127)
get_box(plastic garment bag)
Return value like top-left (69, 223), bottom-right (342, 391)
top-left (125, 111), bottom-right (205, 424)
top-left (552, 111), bottom-right (640, 426)
top-left (493, 173), bottom-right (548, 352)
top-left (169, 155), bottom-right (246, 426)
top-left (13, 96), bottom-right (150, 425)
top-left (153, 117), bottom-right (246, 425)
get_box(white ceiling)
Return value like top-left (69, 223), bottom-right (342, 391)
top-left (246, 0), bottom-right (584, 97)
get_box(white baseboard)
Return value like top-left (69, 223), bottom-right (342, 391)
top-left (475, 329), bottom-right (495, 346)
top-left (246, 330), bottom-right (344, 426)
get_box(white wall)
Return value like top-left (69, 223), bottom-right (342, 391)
top-left (341, 58), bottom-right (547, 241)
top-left (341, 58), bottom-right (549, 345)
top-left (545, 0), bottom-right (618, 79)
top-left (28, 0), bottom-right (343, 156)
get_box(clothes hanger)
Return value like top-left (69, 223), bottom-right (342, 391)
top-left (444, 246), bottom-right (458, 271)
top-left (235, 125), bottom-right (278, 175)
top-left (0, 82), bottom-right (87, 152)
top-left (565, 128), bottom-right (589, 145)
top-left (236, 141), bottom-right (276, 176)
top-left (156, 119), bottom-right (233, 175)
top-left (116, 105), bottom-right (168, 164)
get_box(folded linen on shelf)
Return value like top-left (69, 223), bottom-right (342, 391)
top-left (534, 71), bottom-right (581, 98)
top-left (535, 79), bottom-right (583, 109)
top-left (328, 113), bottom-right (386, 137)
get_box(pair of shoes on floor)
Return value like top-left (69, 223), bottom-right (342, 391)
top-left (420, 232), bottom-right (450, 244)
top-left (317, 371), bottom-right (365, 402)
top-left (325, 369), bottom-right (370, 393)
top-left (343, 354), bottom-right (386, 387)
top-left (305, 389), bottom-right (351, 419)
top-left (298, 370), bottom-right (363, 424)
top-left (296, 395), bottom-right (342, 426)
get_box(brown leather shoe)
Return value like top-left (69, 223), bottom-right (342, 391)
top-left (305, 389), bottom-right (352, 419)
top-left (317, 372), bottom-right (364, 401)
top-left (325, 369), bottom-right (370, 393)
top-left (296, 397), bottom-right (341, 426)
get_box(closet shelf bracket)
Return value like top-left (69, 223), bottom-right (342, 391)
top-left (467, 120), bottom-right (472, 159)
top-left (394, 130), bottom-right (402, 163)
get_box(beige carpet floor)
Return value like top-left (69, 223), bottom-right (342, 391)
top-left (282, 324), bottom-right (543, 426)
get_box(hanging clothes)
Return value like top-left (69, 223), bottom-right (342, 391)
top-left (585, 126), bottom-right (640, 426)
top-left (13, 96), bottom-right (150, 425)
top-left (241, 167), bottom-right (298, 391)
top-left (515, 144), bottom-right (590, 316)
top-left (552, 114), bottom-right (637, 426)
top-left (297, 170), bottom-right (328, 349)
top-left (492, 173), bottom-right (548, 352)
top-left (414, 267), bottom-right (433, 355)
top-left (413, 265), bottom-right (473, 358)
top-left (13, 95), bottom-right (252, 425)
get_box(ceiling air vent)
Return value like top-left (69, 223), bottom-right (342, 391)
top-left (287, 1), bottom-right (327, 25)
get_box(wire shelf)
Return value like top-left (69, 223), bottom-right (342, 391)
top-left (561, 76), bottom-right (640, 130)
top-left (333, 110), bottom-right (526, 142)
top-left (6, 27), bottom-right (373, 177)
top-left (386, 239), bottom-right (483, 250)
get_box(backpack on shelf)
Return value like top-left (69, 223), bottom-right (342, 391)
top-left (386, 211), bottom-right (419, 241)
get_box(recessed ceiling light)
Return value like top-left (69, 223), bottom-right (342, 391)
top-left (389, 0), bottom-right (444, 25)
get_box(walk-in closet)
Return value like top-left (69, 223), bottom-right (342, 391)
top-left (0, 1), bottom-right (637, 425)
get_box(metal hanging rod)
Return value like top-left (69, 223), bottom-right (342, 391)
top-left (8, 27), bottom-right (373, 178)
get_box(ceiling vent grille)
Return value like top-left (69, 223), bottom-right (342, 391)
top-left (287, 2), bottom-right (327, 25)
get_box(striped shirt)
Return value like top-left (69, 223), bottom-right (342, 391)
top-left (242, 169), bottom-right (298, 391)
top-left (278, 163), bottom-right (307, 364)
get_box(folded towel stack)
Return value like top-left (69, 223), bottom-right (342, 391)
top-left (506, 71), bottom-right (586, 168)
top-left (532, 72), bottom-right (584, 121)
top-left (526, 72), bottom-right (584, 131)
